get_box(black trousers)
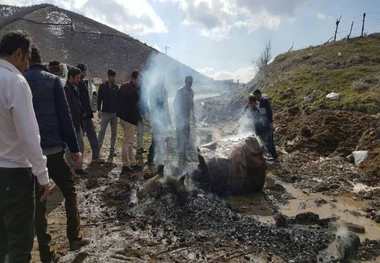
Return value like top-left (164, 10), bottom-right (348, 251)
top-left (0, 168), bottom-right (35, 263)
top-left (35, 152), bottom-right (81, 262)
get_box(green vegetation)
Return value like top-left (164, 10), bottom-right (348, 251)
top-left (255, 35), bottom-right (380, 114)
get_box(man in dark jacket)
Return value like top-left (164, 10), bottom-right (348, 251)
top-left (253, 89), bottom-right (277, 160)
top-left (117, 70), bottom-right (144, 173)
top-left (77, 64), bottom-right (99, 162)
top-left (174, 76), bottom-right (195, 167)
top-left (65, 67), bottom-right (87, 174)
top-left (97, 69), bottom-right (119, 161)
top-left (25, 47), bottom-right (89, 262)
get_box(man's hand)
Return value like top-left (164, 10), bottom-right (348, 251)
top-left (39, 182), bottom-right (55, 202)
top-left (71, 152), bottom-right (83, 169)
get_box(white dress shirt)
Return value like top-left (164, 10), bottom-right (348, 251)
top-left (0, 58), bottom-right (49, 185)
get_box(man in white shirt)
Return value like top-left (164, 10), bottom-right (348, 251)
top-left (0, 31), bottom-right (51, 263)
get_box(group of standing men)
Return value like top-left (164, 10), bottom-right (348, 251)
top-left (0, 32), bottom-right (91, 263)
top-left (0, 30), bottom-right (197, 263)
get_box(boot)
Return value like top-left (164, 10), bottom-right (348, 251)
top-left (69, 238), bottom-right (90, 251)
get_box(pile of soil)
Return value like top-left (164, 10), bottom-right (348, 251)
top-left (274, 151), bottom-right (363, 194)
top-left (275, 109), bottom-right (376, 157)
top-left (357, 127), bottom-right (380, 185)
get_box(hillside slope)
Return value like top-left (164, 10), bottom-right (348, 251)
top-left (253, 34), bottom-right (380, 114)
top-left (0, 4), bottom-right (211, 84)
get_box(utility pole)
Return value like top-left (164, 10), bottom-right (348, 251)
top-left (361, 12), bottom-right (366, 37)
top-left (347, 21), bottom-right (354, 40)
top-left (334, 16), bottom-right (342, 42)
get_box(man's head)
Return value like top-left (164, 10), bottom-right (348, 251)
top-left (67, 67), bottom-right (81, 86)
top-left (76, 63), bottom-right (87, 79)
top-left (0, 31), bottom-right (31, 72)
top-left (185, 76), bottom-right (193, 88)
top-left (253, 89), bottom-right (262, 100)
top-left (107, 69), bottom-right (116, 84)
top-left (48, 61), bottom-right (61, 76)
top-left (130, 70), bottom-right (139, 85)
top-left (30, 46), bottom-right (42, 65)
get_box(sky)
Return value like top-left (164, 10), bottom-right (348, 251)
top-left (2, 0), bottom-right (380, 83)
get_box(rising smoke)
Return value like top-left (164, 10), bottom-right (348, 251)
top-left (140, 53), bottom-right (196, 173)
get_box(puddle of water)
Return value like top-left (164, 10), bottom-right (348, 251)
top-left (226, 174), bottom-right (380, 241)
top-left (278, 178), bottom-right (380, 241)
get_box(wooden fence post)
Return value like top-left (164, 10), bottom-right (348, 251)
top-left (347, 21), bottom-right (354, 40)
top-left (334, 16), bottom-right (342, 42)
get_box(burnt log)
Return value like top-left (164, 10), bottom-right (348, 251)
top-left (194, 135), bottom-right (267, 196)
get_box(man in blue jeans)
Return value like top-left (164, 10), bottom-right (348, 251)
top-left (0, 32), bottom-right (51, 263)
top-left (97, 70), bottom-right (119, 161)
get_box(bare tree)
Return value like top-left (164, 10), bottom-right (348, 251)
top-left (256, 41), bottom-right (272, 73)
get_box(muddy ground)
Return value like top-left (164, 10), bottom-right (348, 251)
top-left (31, 109), bottom-right (380, 263)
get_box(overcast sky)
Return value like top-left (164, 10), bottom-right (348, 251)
top-left (3, 0), bottom-right (380, 83)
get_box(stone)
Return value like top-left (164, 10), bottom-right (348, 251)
top-left (343, 222), bottom-right (366, 234)
top-left (326, 92), bottom-right (340, 100)
top-left (352, 150), bottom-right (368, 165)
top-left (294, 212), bottom-right (320, 225)
top-left (274, 213), bottom-right (288, 227)
top-left (335, 230), bottom-right (361, 260)
top-left (304, 95), bottom-right (314, 102)
top-left (375, 211), bottom-right (380, 223)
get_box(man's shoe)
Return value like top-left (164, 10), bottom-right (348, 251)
top-left (75, 169), bottom-right (88, 175)
top-left (120, 166), bottom-right (133, 175)
top-left (41, 251), bottom-right (59, 263)
top-left (131, 165), bottom-right (142, 172)
top-left (69, 238), bottom-right (90, 251)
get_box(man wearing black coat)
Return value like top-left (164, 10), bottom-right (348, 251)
top-left (65, 67), bottom-right (87, 174)
top-left (253, 89), bottom-right (277, 160)
top-left (117, 70), bottom-right (145, 173)
top-left (77, 64), bottom-right (99, 162)
top-left (97, 70), bottom-right (119, 161)
top-left (25, 48), bottom-right (89, 262)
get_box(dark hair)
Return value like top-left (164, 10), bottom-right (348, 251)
top-left (30, 46), bottom-right (42, 65)
top-left (131, 70), bottom-right (139, 79)
top-left (108, 69), bottom-right (116, 76)
top-left (76, 63), bottom-right (87, 72)
top-left (68, 67), bottom-right (81, 79)
top-left (49, 60), bottom-right (60, 67)
top-left (185, 76), bottom-right (193, 82)
top-left (0, 31), bottom-right (31, 57)
top-left (48, 61), bottom-right (61, 75)
top-left (253, 89), bottom-right (262, 95)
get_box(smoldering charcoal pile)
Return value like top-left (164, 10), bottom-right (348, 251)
top-left (118, 185), bottom-right (333, 262)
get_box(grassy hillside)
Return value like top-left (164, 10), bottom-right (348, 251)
top-left (252, 34), bottom-right (380, 114)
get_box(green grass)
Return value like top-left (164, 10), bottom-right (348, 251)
top-left (259, 36), bottom-right (380, 114)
